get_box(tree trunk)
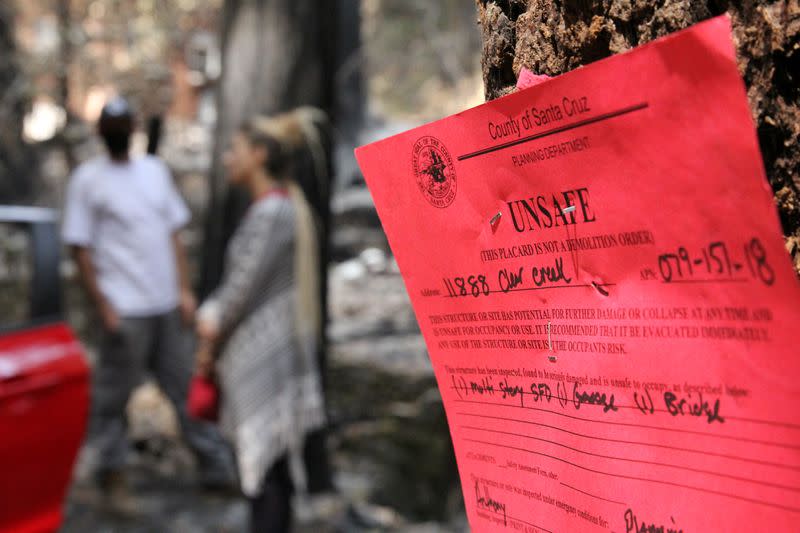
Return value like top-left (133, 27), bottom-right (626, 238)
top-left (0, 3), bottom-right (36, 203)
top-left (56, 0), bottom-right (77, 169)
top-left (201, 0), bottom-right (341, 492)
top-left (202, 0), bottom-right (338, 292)
top-left (476, 0), bottom-right (800, 273)
top-left (332, 0), bottom-right (366, 188)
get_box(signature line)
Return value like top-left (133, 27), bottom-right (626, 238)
top-left (560, 481), bottom-right (628, 506)
top-left (466, 437), bottom-right (800, 514)
top-left (475, 506), bottom-right (555, 533)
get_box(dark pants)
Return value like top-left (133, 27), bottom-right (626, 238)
top-left (250, 455), bottom-right (293, 533)
top-left (91, 309), bottom-right (230, 474)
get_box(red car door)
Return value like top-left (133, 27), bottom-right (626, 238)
top-left (0, 207), bottom-right (89, 533)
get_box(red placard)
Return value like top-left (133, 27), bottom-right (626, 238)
top-left (356, 16), bottom-right (800, 533)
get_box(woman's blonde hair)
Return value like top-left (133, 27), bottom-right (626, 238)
top-left (242, 111), bottom-right (323, 356)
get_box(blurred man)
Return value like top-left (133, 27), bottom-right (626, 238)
top-left (62, 97), bottom-right (232, 511)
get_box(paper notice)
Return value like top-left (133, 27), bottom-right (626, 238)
top-left (356, 16), bottom-right (800, 532)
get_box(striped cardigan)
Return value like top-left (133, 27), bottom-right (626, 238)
top-left (199, 192), bottom-right (325, 496)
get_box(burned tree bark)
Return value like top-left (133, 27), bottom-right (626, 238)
top-left (202, 0), bottom-right (341, 492)
top-left (202, 0), bottom-right (339, 293)
top-left (476, 0), bottom-right (800, 273)
top-left (0, 3), bottom-right (36, 203)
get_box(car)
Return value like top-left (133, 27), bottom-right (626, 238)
top-left (0, 206), bottom-right (89, 533)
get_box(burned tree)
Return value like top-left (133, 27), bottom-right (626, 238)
top-left (201, 0), bottom-right (346, 492)
top-left (202, 0), bottom-right (340, 293)
top-left (476, 0), bottom-right (800, 273)
top-left (0, 3), bottom-right (36, 203)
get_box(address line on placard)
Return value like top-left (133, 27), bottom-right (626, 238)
top-left (456, 102), bottom-right (649, 161)
top-left (442, 282), bottom-right (617, 298)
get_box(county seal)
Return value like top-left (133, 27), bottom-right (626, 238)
top-left (412, 136), bottom-right (457, 208)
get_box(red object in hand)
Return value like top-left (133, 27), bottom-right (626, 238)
top-left (187, 375), bottom-right (219, 421)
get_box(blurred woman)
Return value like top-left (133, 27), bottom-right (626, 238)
top-left (195, 113), bottom-right (326, 533)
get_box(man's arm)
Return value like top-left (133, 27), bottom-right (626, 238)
top-left (71, 245), bottom-right (119, 332)
top-left (172, 232), bottom-right (196, 325)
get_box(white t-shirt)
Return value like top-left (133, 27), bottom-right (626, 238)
top-left (62, 155), bottom-right (190, 317)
